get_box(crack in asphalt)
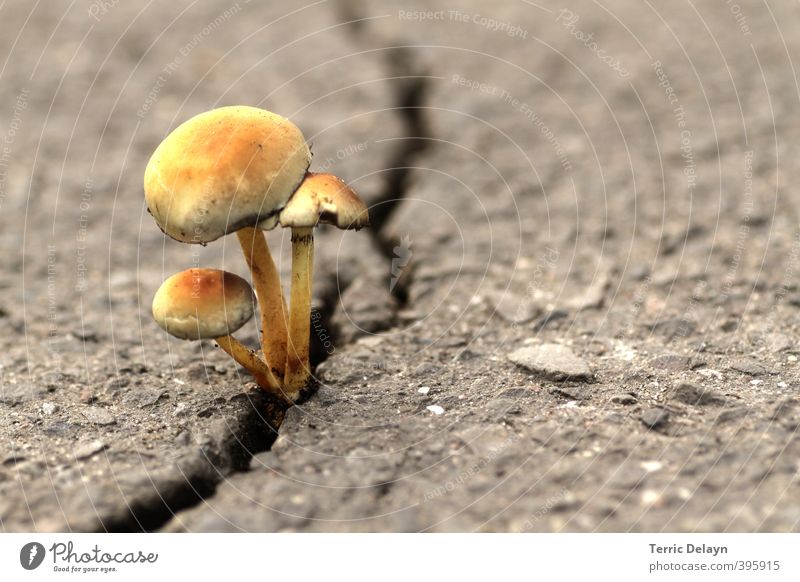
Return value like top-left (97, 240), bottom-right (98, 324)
top-left (141, 24), bottom-right (432, 534)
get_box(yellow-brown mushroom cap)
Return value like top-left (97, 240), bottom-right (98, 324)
top-left (144, 106), bottom-right (311, 244)
top-left (275, 173), bottom-right (370, 230)
top-left (152, 269), bottom-right (255, 340)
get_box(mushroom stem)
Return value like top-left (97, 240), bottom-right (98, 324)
top-left (236, 226), bottom-right (289, 378)
top-left (284, 226), bottom-right (314, 398)
top-left (214, 335), bottom-right (287, 400)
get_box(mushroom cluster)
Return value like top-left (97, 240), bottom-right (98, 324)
top-left (144, 106), bottom-right (369, 403)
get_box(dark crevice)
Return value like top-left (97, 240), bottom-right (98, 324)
top-left (372, 59), bottom-right (430, 237)
top-left (149, 10), bottom-right (431, 532)
top-left (106, 391), bottom-right (283, 532)
top-left (335, 1), bottom-right (433, 301)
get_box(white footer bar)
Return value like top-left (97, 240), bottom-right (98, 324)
top-left (1, 533), bottom-right (796, 580)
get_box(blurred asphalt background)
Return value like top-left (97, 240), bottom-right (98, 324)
top-left (2, 0), bottom-right (800, 531)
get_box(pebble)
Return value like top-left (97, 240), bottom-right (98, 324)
top-left (78, 386), bottom-right (96, 404)
top-left (81, 407), bottom-right (116, 426)
top-left (426, 405), bottom-right (444, 415)
top-left (640, 408), bottom-right (669, 429)
top-left (74, 440), bottom-right (107, 460)
top-left (41, 402), bottom-right (58, 415)
top-left (611, 394), bottom-right (637, 405)
top-left (650, 354), bottom-right (691, 371)
top-left (122, 387), bottom-right (165, 408)
top-left (729, 359), bottom-right (774, 376)
top-left (670, 382), bottom-right (725, 406)
top-left (714, 407), bottom-right (749, 425)
top-left (640, 489), bottom-right (663, 506)
top-left (508, 344), bottom-right (593, 382)
top-left (417, 386), bottom-right (430, 395)
top-left (640, 461), bottom-right (663, 473)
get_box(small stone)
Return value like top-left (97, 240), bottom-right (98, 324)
top-left (729, 359), bottom-right (774, 376)
top-left (78, 386), bottom-right (96, 404)
top-left (41, 402), bottom-right (58, 415)
top-left (74, 440), bottom-right (106, 460)
top-left (81, 407), bottom-right (115, 426)
top-left (640, 461), bottom-right (663, 473)
top-left (417, 386), bottom-right (430, 395)
top-left (714, 407), bottom-right (749, 425)
top-left (453, 349), bottom-right (481, 361)
top-left (426, 405), bottom-right (444, 415)
top-left (122, 387), bottom-right (165, 408)
top-left (670, 382), bottom-right (725, 406)
top-left (611, 394), bottom-right (637, 405)
top-left (640, 408), bottom-right (669, 430)
top-left (508, 344), bottom-right (592, 382)
top-left (650, 354), bottom-right (691, 371)
top-left (640, 489), bottom-right (663, 507)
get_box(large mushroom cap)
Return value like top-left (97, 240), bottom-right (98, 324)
top-left (275, 173), bottom-right (369, 230)
top-left (152, 268), bottom-right (255, 340)
top-left (144, 106), bottom-right (311, 244)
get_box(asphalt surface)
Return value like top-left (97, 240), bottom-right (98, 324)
top-left (2, 0), bottom-right (800, 532)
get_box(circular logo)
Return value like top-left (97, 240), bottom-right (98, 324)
top-left (20, 542), bottom-right (46, 570)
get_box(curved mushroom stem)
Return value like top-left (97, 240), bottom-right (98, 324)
top-left (284, 226), bottom-right (314, 399)
top-left (214, 335), bottom-right (288, 401)
top-left (236, 226), bottom-right (289, 378)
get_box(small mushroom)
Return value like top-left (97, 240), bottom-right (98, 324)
top-left (152, 268), bottom-right (283, 397)
top-left (277, 173), bottom-right (370, 398)
top-left (144, 105), bottom-right (311, 377)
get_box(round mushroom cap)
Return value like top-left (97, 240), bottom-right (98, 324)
top-left (152, 268), bottom-right (255, 340)
top-left (144, 106), bottom-right (311, 244)
top-left (276, 173), bottom-right (369, 230)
